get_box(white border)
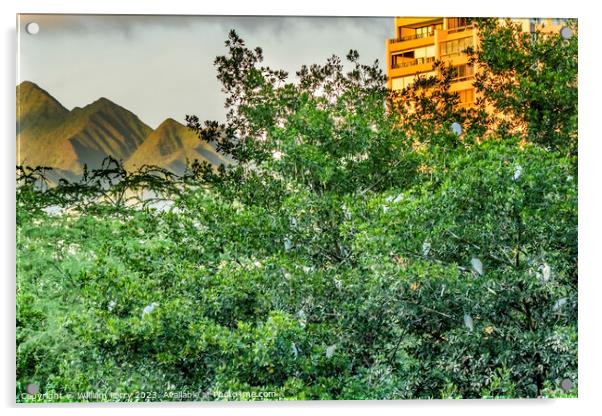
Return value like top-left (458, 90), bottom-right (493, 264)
top-left (2, 1), bottom-right (600, 415)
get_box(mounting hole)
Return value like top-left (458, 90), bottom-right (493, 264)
top-left (26, 383), bottom-right (39, 394)
top-left (26, 22), bottom-right (40, 35)
top-left (560, 26), bottom-right (573, 40)
top-left (560, 378), bottom-right (573, 391)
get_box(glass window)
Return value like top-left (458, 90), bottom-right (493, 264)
top-left (391, 75), bottom-right (421, 90)
top-left (416, 26), bottom-right (433, 38)
top-left (461, 64), bottom-right (473, 78)
top-left (458, 88), bottom-right (475, 104)
top-left (391, 77), bottom-right (404, 90)
top-left (440, 37), bottom-right (473, 56)
top-left (448, 18), bottom-right (468, 30)
top-left (450, 64), bottom-right (474, 81)
top-left (393, 46), bottom-right (436, 67)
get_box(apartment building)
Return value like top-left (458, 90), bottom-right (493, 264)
top-left (386, 17), bottom-right (567, 107)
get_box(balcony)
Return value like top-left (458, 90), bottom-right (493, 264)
top-left (389, 31), bottom-right (435, 44)
top-left (391, 56), bottom-right (435, 69)
top-left (451, 75), bottom-right (475, 83)
top-left (447, 23), bottom-right (475, 35)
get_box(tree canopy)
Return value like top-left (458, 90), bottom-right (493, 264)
top-left (17, 18), bottom-right (577, 401)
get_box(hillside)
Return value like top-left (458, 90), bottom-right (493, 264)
top-left (17, 81), bottom-right (69, 136)
top-left (124, 118), bottom-right (227, 175)
top-left (16, 82), bottom-right (227, 177)
top-left (44, 97), bottom-right (152, 173)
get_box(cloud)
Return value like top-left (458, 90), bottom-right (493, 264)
top-left (19, 14), bottom-right (391, 41)
top-left (19, 14), bottom-right (198, 37)
top-left (17, 14), bottom-right (393, 127)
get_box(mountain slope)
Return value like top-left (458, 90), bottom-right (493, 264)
top-left (46, 97), bottom-right (153, 172)
top-left (17, 82), bottom-right (70, 170)
top-left (17, 82), bottom-right (227, 177)
top-left (17, 81), bottom-right (69, 136)
top-left (17, 82), bottom-right (152, 174)
top-left (125, 118), bottom-right (227, 175)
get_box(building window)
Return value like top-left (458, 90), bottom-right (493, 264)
top-left (551, 18), bottom-right (565, 26)
top-left (415, 24), bottom-right (441, 39)
top-left (448, 18), bottom-right (468, 30)
top-left (397, 22), bottom-right (442, 41)
top-left (391, 46), bottom-right (435, 68)
top-left (391, 75), bottom-right (416, 90)
top-left (415, 45), bottom-right (436, 59)
top-left (440, 37), bottom-right (474, 57)
top-left (391, 71), bottom-right (437, 91)
top-left (457, 88), bottom-right (475, 104)
top-left (415, 26), bottom-right (431, 38)
top-left (450, 64), bottom-right (474, 82)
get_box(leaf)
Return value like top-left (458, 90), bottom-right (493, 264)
top-left (341, 204), bottom-right (352, 220)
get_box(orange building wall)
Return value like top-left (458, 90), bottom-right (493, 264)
top-left (386, 17), bottom-right (567, 108)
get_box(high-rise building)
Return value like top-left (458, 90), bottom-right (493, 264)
top-left (386, 17), bottom-right (567, 107)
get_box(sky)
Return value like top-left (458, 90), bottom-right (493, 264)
top-left (17, 14), bottom-right (393, 128)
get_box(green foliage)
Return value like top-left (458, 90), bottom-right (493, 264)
top-left (17, 24), bottom-right (577, 401)
top-left (471, 18), bottom-right (578, 156)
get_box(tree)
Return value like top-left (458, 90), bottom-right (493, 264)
top-left (180, 27), bottom-right (578, 398)
top-left (186, 30), bottom-right (422, 201)
top-left (470, 18), bottom-right (578, 156)
top-left (16, 23), bottom-right (577, 401)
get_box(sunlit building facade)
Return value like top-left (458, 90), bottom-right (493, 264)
top-left (386, 17), bottom-right (567, 107)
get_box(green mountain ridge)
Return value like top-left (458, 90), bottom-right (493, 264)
top-left (16, 81), bottom-right (225, 177)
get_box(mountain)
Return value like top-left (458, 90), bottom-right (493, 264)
top-left (17, 82), bottom-right (152, 175)
top-left (43, 97), bottom-right (152, 173)
top-left (17, 81), bottom-right (227, 181)
top-left (16, 81), bottom-right (226, 178)
top-left (17, 81), bottom-right (69, 136)
top-left (125, 118), bottom-right (227, 175)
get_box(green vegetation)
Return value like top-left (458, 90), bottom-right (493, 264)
top-left (16, 18), bottom-right (577, 401)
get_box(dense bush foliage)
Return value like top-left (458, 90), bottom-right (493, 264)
top-left (16, 19), bottom-right (577, 401)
